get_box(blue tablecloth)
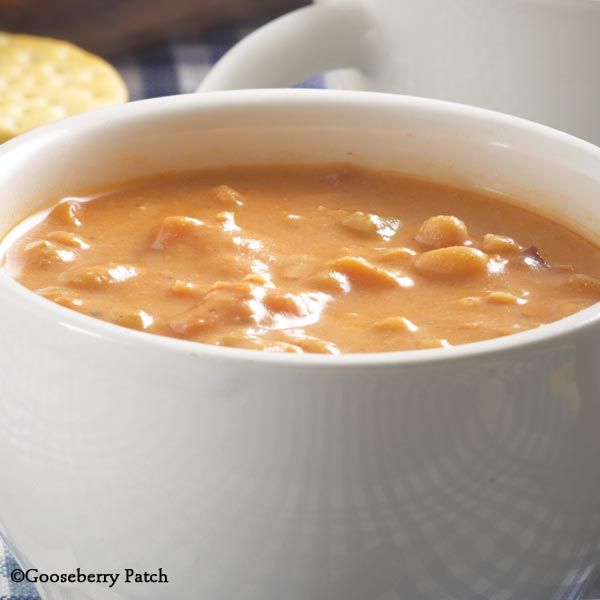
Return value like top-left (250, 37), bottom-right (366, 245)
top-left (113, 24), bottom-right (324, 100)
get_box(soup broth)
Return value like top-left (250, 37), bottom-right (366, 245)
top-left (3, 165), bottom-right (600, 354)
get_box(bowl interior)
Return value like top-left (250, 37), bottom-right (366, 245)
top-left (1, 90), bottom-right (600, 244)
top-left (1, 90), bottom-right (600, 364)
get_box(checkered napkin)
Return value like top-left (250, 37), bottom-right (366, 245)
top-left (0, 537), bottom-right (38, 600)
top-left (0, 24), bottom-right (597, 600)
top-left (113, 24), bottom-right (324, 100)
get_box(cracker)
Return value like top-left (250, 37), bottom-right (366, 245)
top-left (0, 32), bottom-right (128, 142)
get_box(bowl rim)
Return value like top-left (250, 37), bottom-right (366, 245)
top-left (2, 88), bottom-right (600, 367)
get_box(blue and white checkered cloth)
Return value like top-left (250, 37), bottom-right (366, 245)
top-left (114, 24), bottom-right (324, 100)
top-left (0, 23), bottom-right (598, 600)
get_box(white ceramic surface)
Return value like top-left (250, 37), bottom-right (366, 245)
top-left (199, 0), bottom-right (600, 146)
top-left (0, 90), bottom-right (600, 600)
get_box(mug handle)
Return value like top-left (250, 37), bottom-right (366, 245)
top-left (197, 2), bottom-right (374, 92)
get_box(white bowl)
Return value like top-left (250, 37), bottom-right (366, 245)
top-left (0, 90), bottom-right (599, 600)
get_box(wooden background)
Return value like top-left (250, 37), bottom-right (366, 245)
top-left (0, 0), bottom-right (306, 55)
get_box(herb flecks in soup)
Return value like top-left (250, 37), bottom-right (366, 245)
top-left (2, 166), bottom-right (600, 354)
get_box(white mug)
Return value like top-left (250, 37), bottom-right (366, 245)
top-left (0, 90), bottom-right (600, 600)
top-left (199, 0), bottom-right (600, 145)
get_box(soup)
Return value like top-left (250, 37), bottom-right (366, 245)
top-left (2, 165), bottom-right (600, 354)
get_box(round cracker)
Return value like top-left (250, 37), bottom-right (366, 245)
top-left (0, 32), bottom-right (128, 142)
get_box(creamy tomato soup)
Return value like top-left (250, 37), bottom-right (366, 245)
top-left (2, 166), bottom-right (600, 354)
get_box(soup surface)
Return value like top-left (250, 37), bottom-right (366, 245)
top-left (2, 166), bottom-right (600, 354)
